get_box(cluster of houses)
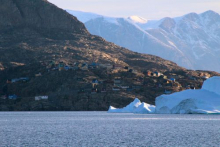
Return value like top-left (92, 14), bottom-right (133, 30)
top-left (46, 61), bottom-right (115, 71)
top-left (44, 60), bottom-right (139, 74)
top-left (2, 60), bottom-right (213, 100)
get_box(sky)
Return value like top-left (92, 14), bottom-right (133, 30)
top-left (48, 0), bottom-right (220, 20)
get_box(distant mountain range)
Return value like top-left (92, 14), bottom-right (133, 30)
top-left (67, 10), bottom-right (220, 72)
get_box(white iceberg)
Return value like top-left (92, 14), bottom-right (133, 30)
top-left (156, 76), bottom-right (220, 114)
top-left (134, 102), bottom-right (156, 114)
top-left (108, 98), bottom-right (155, 113)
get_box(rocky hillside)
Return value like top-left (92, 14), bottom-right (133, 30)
top-left (0, 0), bottom-right (219, 111)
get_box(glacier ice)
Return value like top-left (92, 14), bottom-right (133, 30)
top-left (109, 77), bottom-right (220, 114)
top-left (108, 98), bottom-right (155, 114)
top-left (156, 76), bottom-right (220, 114)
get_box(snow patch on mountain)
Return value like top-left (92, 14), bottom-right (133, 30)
top-left (128, 15), bottom-right (148, 24)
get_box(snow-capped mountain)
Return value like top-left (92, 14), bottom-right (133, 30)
top-left (68, 10), bottom-right (220, 72)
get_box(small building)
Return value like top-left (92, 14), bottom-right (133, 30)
top-left (35, 96), bottom-right (48, 101)
top-left (154, 72), bottom-right (163, 77)
top-left (92, 79), bottom-right (99, 88)
top-left (112, 87), bottom-right (120, 91)
top-left (20, 77), bottom-right (29, 82)
top-left (114, 78), bottom-right (121, 87)
top-left (11, 78), bottom-right (20, 83)
top-left (80, 63), bottom-right (88, 71)
top-left (8, 94), bottom-right (17, 100)
top-left (35, 73), bottom-right (42, 77)
top-left (48, 60), bottom-right (55, 68)
top-left (164, 90), bottom-right (172, 94)
top-left (64, 66), bottom-right (70, 71)
top-left (170, 78), bottom-right (176, 82)
top-left (121, 85), bottom-right (129, 89)
top-left (58, 62), bottom-right (65, 71)
top-left (88, 62), bottom-right (99, 69)
top-left (146, 71), bottom-right (152, 76)
top-left (159, 75), bottom-right (167, 79)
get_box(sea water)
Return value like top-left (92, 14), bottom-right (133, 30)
top-left (0, 112), bottom-right (220, 147)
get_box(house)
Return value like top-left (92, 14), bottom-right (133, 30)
top-left (20, 77), bottom-right (29, 82)
top-left (146, 71), bottom-right (152, 76)
top-left (35, 73), bottom-right (42, 77)
top-left (35, 96), bottom-right (48, 101)
top-left (58, 62), bottom-right (65, 71)
top-left (164, 90), bottom-right (172, 94)
top-left (114, 78), bottom-right (121, 87)
top-left (88, 62), bottom-right (99, 69)
top-left (159, 75), bottom-right (167, 79)
top-left (64, 66), bottom-right (70, 71)
top-left (112, 87), bottom-right (120, 91)
top-left (154, 72), bottom-right (163, 77)
top-left (170, 78), bottom-right (176, 82)
top-left (163, 79), bottom-right (171, 84)
top-left (48, 60), bottom-right (55, 68)
top-left (103, 64), bottom-right (113, 70)
top-left (92, 79), bottom-right (99, 88)
top-left (80, 63), bottom-right (88, 71)
top-left (151, 72), bottom-right (157, 77)
top-left (11, 78), bottom-right (20, 83)
top-left (202, 76), bottom-right (210, 79)
top-left (8, 94), bottom-right (17, 100)
top-left (121, 85), bottom-right (129, 89)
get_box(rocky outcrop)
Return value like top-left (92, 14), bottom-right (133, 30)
top-left (0, 0), bottom-right (88, 36)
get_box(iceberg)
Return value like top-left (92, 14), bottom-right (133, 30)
top-left (156, 76), bottom-right (220, 114)
top-left (108, 77), bottom-right (220, 114)
top-left (108, 98), bottom-right (155, 113)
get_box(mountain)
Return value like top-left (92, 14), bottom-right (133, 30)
top-left (0, 0), bottom-right (196, 111)
top-left (69, 10), bottom-right (220, 72)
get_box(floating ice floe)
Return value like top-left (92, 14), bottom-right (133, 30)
top-left (156, 76), bottom-right (220, 114)
top-left (108, 98), bottom-right (155, 114)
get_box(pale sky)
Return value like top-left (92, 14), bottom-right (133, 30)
top-left (48, 0), bottom-right (220, 20)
